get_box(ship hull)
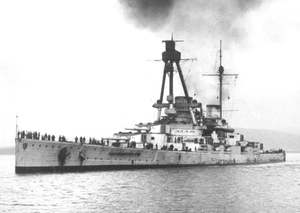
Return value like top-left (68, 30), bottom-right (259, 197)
top-left (15, 138), bottom-right (285, 173)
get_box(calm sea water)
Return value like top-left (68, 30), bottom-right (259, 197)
top-left (1, 154), bottom-right (300, 213)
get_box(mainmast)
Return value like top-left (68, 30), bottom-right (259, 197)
top-left (219, 40), bottom-right (224, 118)
top-left (203, 40), bottom-right (238, 119)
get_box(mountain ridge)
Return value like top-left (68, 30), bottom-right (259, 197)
top-left (235, 128), bottom-right (300, 152)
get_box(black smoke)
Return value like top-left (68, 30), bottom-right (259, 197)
top-left (118, 0), bottom-right (175, 31)
top-left (118, 0), bottom-right (265, 105)
top-left (118, 0), bottom-right (263, 40)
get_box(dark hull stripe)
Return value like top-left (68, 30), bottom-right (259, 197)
top-left (15, 160), bottom-right (284, 174)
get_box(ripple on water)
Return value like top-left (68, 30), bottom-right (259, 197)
top-left (0, 154), bottom-right (300, 212)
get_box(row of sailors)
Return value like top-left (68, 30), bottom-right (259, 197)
top-left (18, 130), bottom-right (107, 146)
top-left (18, 131), bottom-right (67, 142)
top-left (76, 137), bottom-right (108, 146)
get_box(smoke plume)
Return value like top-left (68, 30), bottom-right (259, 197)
top-left (119, 0), bottom-right (175, 31)
top-left (119, 0), bottom-right (263, 39)
top-left (118, 0), bottom-right (265, 105)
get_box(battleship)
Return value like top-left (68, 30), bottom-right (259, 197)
top-left (15, 38), bottom-right (285, 173)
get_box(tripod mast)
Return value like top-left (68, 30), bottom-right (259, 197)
top-left (155, 36), bottom-right (196, 124)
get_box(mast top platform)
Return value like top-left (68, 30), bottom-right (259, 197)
top-left (162, 35), bottom-right (182, 61)
top-left (162, 35), bottom-right (183, 53)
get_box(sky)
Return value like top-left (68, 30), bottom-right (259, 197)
top-left (0, 0), bottom-right (300, 147)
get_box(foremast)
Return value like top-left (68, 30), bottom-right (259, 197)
top-left (154, 36), bottom-right (198, 125)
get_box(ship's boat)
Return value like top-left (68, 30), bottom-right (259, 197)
top-left (15, 38), bottom-right (286, 173)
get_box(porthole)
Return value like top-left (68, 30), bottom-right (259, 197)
top-left (32, 144), bottom-right (34, 147)
top-left (95, 158), bottom-right (97, 160)
top-left (94, 148), bottom-right (96, 151)
top-left (52, 146), bottom-right (54, 148)
top-left (46, 145), bottom-right (48, 148)
top-left (39, 145), bottom-right (41, 147)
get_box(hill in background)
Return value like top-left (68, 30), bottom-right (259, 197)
top-left (1, 129), bottom-right (299, 154)
top-left (0, 146), bottom-right (14, 155)
top-left (235, 128), bottom-right (300, 152)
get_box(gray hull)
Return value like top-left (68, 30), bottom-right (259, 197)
top-left (15, 139), bottom-right (285, 173)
